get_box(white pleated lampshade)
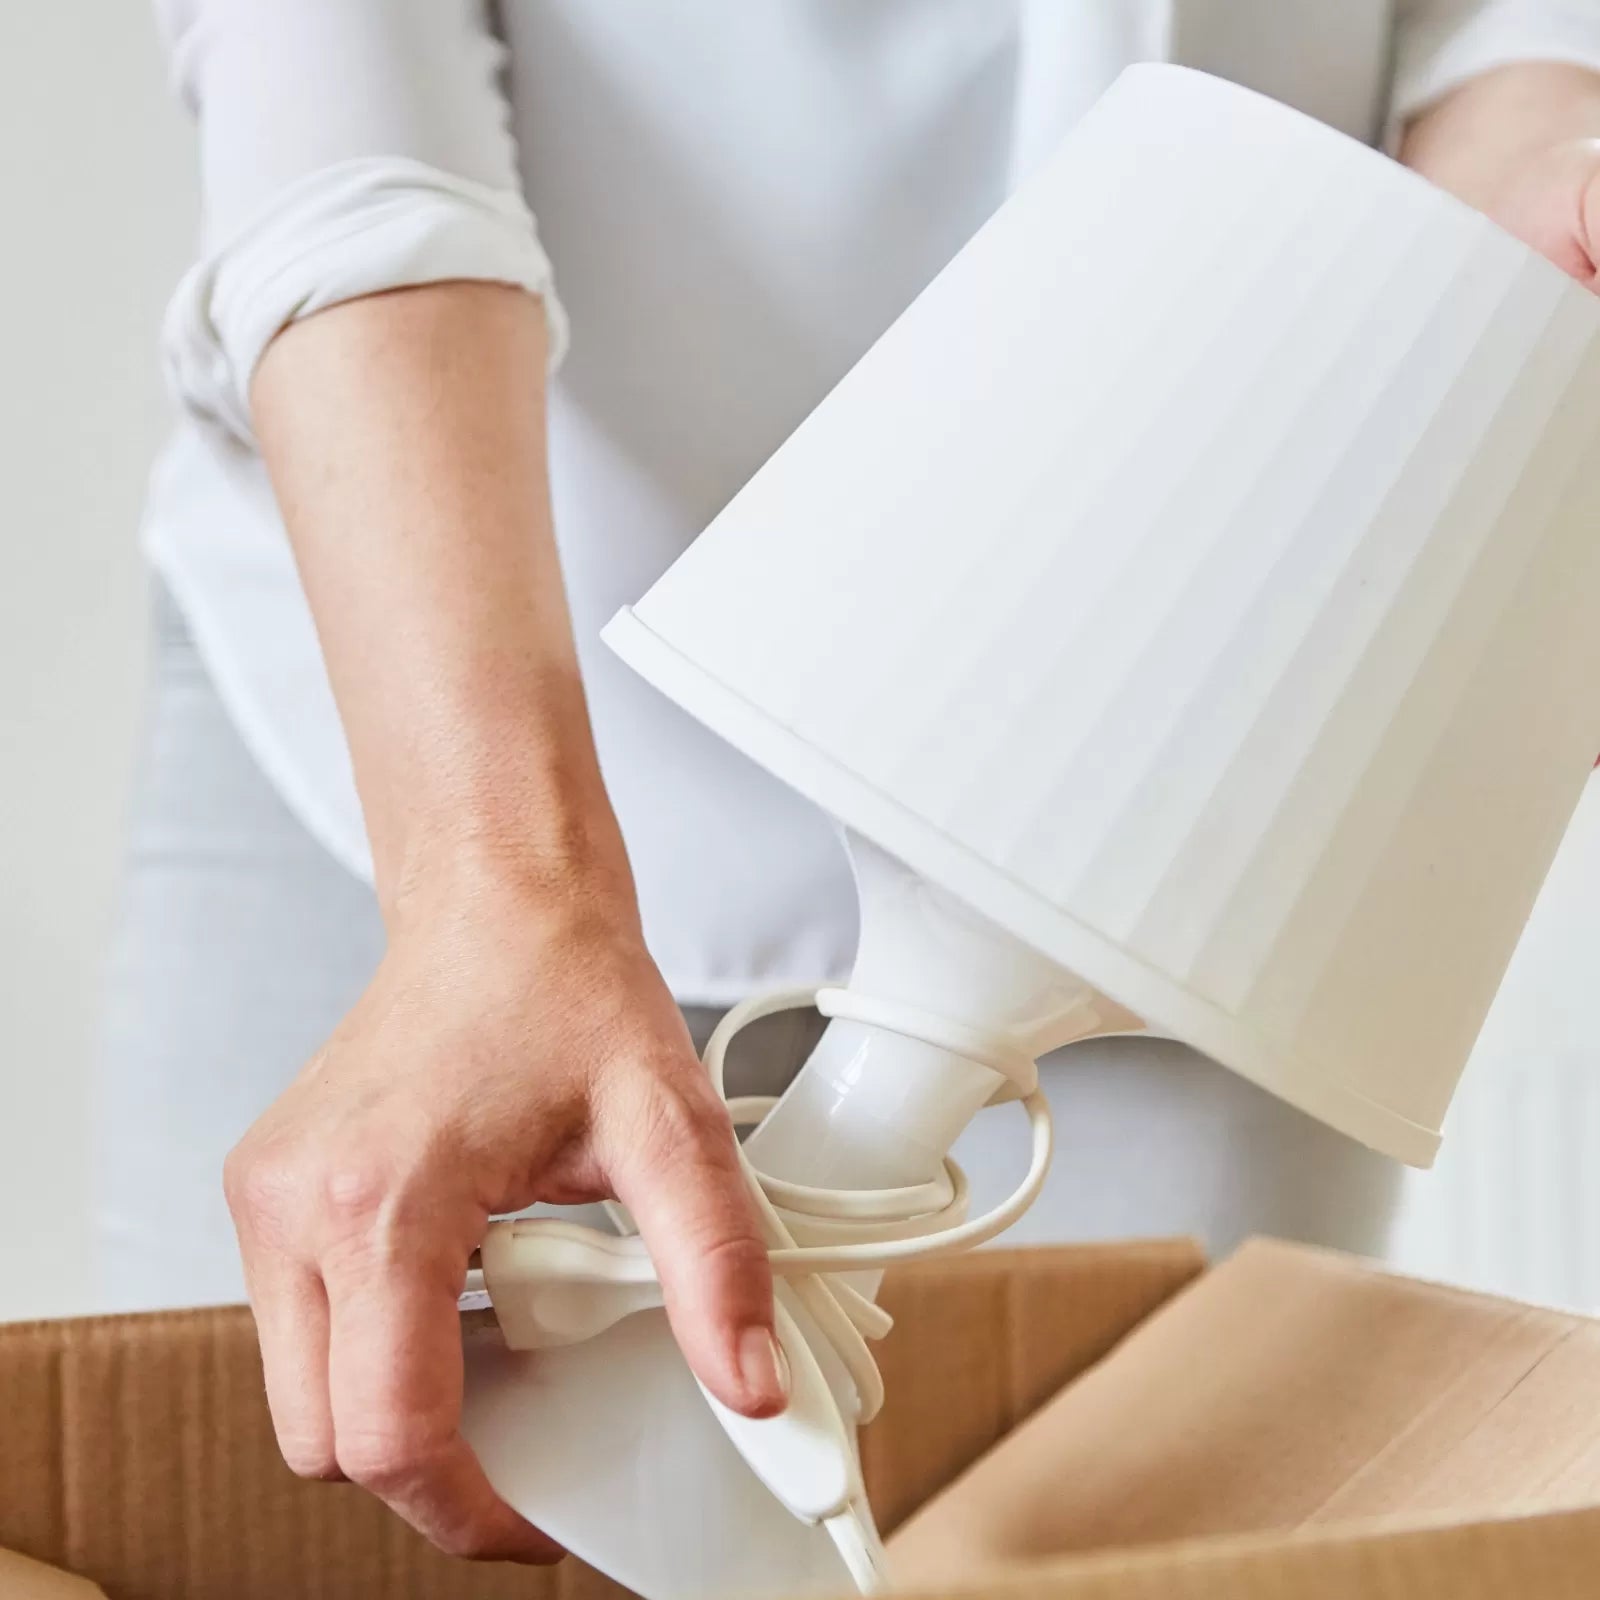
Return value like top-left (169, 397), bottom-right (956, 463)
top-left (605, 64), bottom-right (1600, 1167)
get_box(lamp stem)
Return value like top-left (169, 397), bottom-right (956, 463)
top-left (744, 832), bottom-right (1136, 1194)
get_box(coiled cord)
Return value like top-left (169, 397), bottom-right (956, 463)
top-left (699, 985), bottom-right (1055, 1589)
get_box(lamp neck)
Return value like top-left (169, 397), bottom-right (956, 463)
top-left (742, 833), bottom-right (1137, 1191)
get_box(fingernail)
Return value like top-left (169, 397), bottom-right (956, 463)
top-left (739, 1326), bottom-right (790, 1410)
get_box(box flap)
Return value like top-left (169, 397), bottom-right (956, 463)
top-left (890, 1238), bottom-right (1600, 1585)
top-left (0, 1548), bottom-right (106, 1599)
top-left (892, 1505), bottom-right (1600, 1599)
top-left (866, 1240), bottom-right (1206, 1532)
top-left (0, 1240), bottom-right (1202, 1598)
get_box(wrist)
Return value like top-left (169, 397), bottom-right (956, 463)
top-left (379, 766), bottom-right (641, 941)
top-left (398, 823), bottom-right (634, 920)
top-left (351, 656), bottom-right (634, 916)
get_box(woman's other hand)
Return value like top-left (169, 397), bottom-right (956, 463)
top-left (1401, 61), bottom-right (1600, 291)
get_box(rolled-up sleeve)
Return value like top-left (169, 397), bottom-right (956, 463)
top-left (155, 0), bottom-right (566, 442)
top-left (1390, 1), bottom-right (1600, 133)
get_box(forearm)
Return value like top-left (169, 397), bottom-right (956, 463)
top-left (238, 281), bottom-right (779, 1566)
top-left (1400, 60), bottom-right (1600, 199)
top-left (252, 281), bottom-right (631, 922)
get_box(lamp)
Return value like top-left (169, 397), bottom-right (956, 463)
top-left (459, 64), bottom-right (1600, 1599)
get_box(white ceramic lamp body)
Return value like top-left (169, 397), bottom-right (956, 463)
top-left (462, 63), bottom-right (1600, 1600)
top-left (463, 835), bottom-right (1114, 1597)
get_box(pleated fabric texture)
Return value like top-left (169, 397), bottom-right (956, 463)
top-left (607, 65), bottom-right (1600, 1165)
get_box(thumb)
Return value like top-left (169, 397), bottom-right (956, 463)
top-left (1577, 150), bottom-right (1600, 291)
top-left (607, 1073), bottom-right (787, 1418)
top-left (1499, 140), bottom-right (1600, 288)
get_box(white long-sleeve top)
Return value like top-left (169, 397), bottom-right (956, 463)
top-left (146, 0), bottom-right (1600, 1004)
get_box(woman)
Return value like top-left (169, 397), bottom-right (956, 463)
top-left (98, 0), bottom-right (1600, 1563)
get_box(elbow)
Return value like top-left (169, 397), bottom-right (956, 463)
top-left (161, 157), bottom-right (568, 443)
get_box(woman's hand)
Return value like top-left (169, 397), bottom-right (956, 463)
top-left (1461, 134), bottom-right (1600, 287)
top-left (225, 864), bottom-right (786, 1562)
top-left (237, 282), bottom-right (785, 1560)
top-left (1400, 61), bottom-right (1600, 290)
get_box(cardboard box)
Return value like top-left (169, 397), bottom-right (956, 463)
top-left (890, 1239), bottom-right (1600, 1596)
top-left (3, 1238), bottom-right (1598, 1598)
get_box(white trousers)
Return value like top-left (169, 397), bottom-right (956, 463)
top-left (91, 588), bottom-right (1401, 1311)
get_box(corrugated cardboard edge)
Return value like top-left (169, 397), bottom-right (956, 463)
top-left (0, 1301), bottom-right (636, 1600)
top-left (885, 1504), bottom-right (1600, 1599)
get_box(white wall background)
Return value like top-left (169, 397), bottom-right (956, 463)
top-left (0, 7), bottom-right (195, 1317)
top-left (0, 5), bottom-right (1595, 1325)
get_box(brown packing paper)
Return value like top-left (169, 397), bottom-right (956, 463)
top-left (0, 1241), bottom-right (1202, 1599)
top-left (889, 1237), bottom-right (1600, 1586)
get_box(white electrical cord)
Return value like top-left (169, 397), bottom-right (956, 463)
top-left (699, 984), bottom-right (1055, 1590)
top-left (825, 1504), bottom-right (892, 1592)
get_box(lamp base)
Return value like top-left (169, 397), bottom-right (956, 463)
top-left (461, 834), bottom-right (1141, 1597)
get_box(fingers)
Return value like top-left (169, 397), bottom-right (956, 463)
top-left (609, 1073), bottom-right (788, 1419)
top-left (226, 1148), bottom-right (342, 1479)
top-left (1579, 156), bottom-right (1600, 288)
top-left (227, 1140), bottom-right (560, 1566)
top-left (243, 1256), bottom-right (341, 1479)
top-left (322, 1238), bottom-right (563, 1564)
